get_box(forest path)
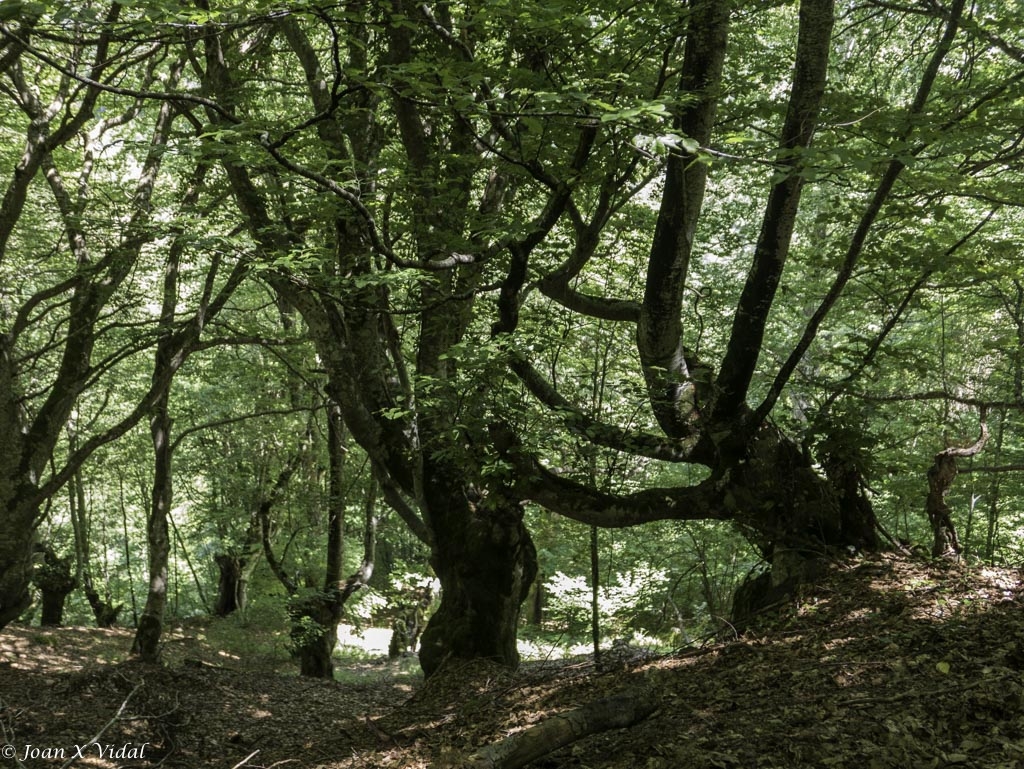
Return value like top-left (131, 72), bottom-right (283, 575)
top-left (1, 552), bottom-right (1023, 768)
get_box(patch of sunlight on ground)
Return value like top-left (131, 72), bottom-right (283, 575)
top-left (518, 632), bottom-right (665, 660)
top-left (334, 626), bottom-right (594, 661)
top-left (518, 638), bottom-right (593, 659)
top-left (334, 625), bottom-right (666, 662)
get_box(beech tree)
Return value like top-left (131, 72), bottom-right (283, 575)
top-left (134, 0), bottom-right (1024, 670)
top-left (4, 0), bottom-right (1024, 681)
top-left (495, 0), bottom-right (1024, 604)
top-left (0, 5), bottom-right (246, 629)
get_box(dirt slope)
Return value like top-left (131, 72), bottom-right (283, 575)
top-left (1, 552), bottom-right (1022, 768)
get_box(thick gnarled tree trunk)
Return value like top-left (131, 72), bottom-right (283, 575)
top-left (926, 414), bottom-right (989, 558)
top-left (213, 543), bottom-right (259, 617)
top-left (0, 361), bottom-right (35, 626)
top-left (33, 544), bottom-right (77, 627)
top-left (418, 464), bottom-right (537, 678)
top-left (0, 504), bottom-right (35, 627)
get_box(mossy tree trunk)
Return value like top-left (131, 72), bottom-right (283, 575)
top-left (290, 592), bottom-right (343, 678)
top-left (417, 461), bottom-right (537, 678)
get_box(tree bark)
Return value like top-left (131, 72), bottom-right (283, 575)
top-left (83, 579), bottom-right (121, 628)
top-left (33, 544), bottom-right (77, 627)
top-left (714, 0), bottom-right (834, 419)
top-left (926, 413), bottom-right (989, 558)
top-left (0, 481), bottom-right (35, 627)
top-left (213, 553), bottom-right (248, 617)
top-left (132, 395), bottom-right (172, 663)
top-left (0, 50), bottom-right (242, 632)
top-left (290, 592), bottom-right (342, 678)
top-left (638, 0), bottom-right (730, 437)
top-left (68, 464), bottom-right (121, 626)
top-left (212, 515), bottom-right (261, 618)
top-left (418, 462), bottom-right (537, 678)
top-left (132, 167), bottom-right (187, 661)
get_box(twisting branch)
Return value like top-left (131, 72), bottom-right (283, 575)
top-left (0, 22), bottom-right (237, 120)
top-left (819, 207), bottom-right (999, 418)
top-left (467, 688), bottom-right (658, 769)
top-left (256, 137), bottom-right (475, 270)
top-left (507, 352), bottom-right (700, 461)
top-left (490, 422), bottom-right (724, 528)
top-left (925, 407), bottom-right (989, 558)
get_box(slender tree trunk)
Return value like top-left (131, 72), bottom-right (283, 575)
top-left (529, 574), bottom-right (544, 627)
top-left (985, 411), bottom-right (1005, 562)
top-left (68, 446), bottom-right (121, 626)
top-left (291, 401), bottom-right (350, 678)
top-left (119, 470), bottom-right (137, 625)
top-left (590, 524), bottom-right (601, 667)
top-left (169, 513), bottom-right (208, 613)
top-left (293, 473), bottom-right (380, 678)
top-left (75, 468), bottom-right (121, 627)
top-left (132, 397), bottom-right (172, 662)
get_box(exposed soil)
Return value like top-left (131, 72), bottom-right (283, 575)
top-left (2, 552), bottom-right (1024, 768)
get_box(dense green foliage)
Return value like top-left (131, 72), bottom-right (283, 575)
top-left (3, 0), bottom-right (1024, 673)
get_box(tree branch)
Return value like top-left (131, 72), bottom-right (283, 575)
top-left (754, 0), bottom-right (968, 424)
top-left (638, 0), bottom-right (729, 438)
top-left (714, 0), bottom-right (835, 420)
top-left (508, 352), bottom-right (700, 461)
top-left (467, 688), bottom-right (658, 769)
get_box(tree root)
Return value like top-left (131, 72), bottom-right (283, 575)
top-left (465, 687), bottom-right (657, 769)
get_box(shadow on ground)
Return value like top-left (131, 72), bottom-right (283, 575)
top-left (0, 552), bottom-right (1021, 768)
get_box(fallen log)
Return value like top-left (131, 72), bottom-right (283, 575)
top-left (465, 687), bottom-right (658, 769)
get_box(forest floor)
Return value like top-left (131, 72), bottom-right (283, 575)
top-left (1, 551), bottom-right (1023, 769)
